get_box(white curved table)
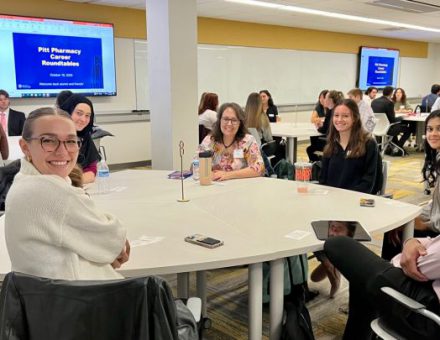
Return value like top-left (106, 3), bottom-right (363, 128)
top-left (270, 122), bottom-right (321, 163)
top-left (0, 170), bottom-right (421, 339)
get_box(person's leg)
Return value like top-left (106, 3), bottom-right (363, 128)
top-left (325, 236), bottom-right (440, 340)
top-left (325, 236), bottom-right (393, 339)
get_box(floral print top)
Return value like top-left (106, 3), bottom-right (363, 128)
top-left (197, 134), bottom-right (265, 176)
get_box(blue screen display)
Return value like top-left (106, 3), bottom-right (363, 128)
top-left (357, 47), bottom-right (399, 90)
top-left (0, 15), bottom-right (116, 98)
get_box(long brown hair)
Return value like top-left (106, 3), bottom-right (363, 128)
top-left (323, 99), bottom-right (371, 158)
top-left (210, 103), bottom-right (248, 143)
top-left (245, 92), bottom-right (269, 131)
top-left (198, 92), bottom-right (218, 115)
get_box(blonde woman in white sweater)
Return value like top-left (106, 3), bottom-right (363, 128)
top-left (5, 107), bottom-right (129, 280)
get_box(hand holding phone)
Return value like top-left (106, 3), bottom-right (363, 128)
top-left (184, 234), bottom-right (224, 249)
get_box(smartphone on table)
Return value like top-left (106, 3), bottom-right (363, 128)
top-left (184, 234), bottom-right (224, 249)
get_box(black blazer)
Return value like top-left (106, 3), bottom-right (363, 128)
top-left (8, 108), bottom-right (26, 136)
top-left (371, 96), bottom-right (401, 123)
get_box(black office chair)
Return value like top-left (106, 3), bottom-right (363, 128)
top-left (371, 287), bottom-right (440, 340)
top-left (198, 125), bottom-right (210, 144)
top-left (0, 272), bottom-right (200, 340)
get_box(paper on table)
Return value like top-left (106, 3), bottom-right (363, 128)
top-left (130, 235), bottom-right (164, 247)
top-left (285, 230), bottom-right (310, 240)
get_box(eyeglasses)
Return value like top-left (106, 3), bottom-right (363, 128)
top-left (221, 118), bottom-right (240, 126)
top-left (27, 135), bottom-right (82, 152)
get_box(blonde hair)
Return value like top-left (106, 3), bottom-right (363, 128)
top-left (245, 92), bottom-right (269, 131)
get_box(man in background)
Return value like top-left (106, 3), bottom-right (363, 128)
top-left (372, 86), bottom-right (411, 156)
top-left (347, 88), bottom-right (375, 133)
top-left (0, 89), bottom-right (26, 136)
top-left (421, 84), bottom-right (440, 113)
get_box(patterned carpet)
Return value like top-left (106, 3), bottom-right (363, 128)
top-left (158, 142), bottom-right (428, 340)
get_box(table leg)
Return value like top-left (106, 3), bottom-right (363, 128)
top-left (402, 219), bottom-right (415, 242)
top-left (177, 272), bottom-right (190, 298)
top-left (293, 137), bottom-right (298, 163)
top-left (248, 263), bottom-right (263, 340)
top-left (287, 137), bottom-right (294, 164)
top-left (415, 121), bottom-right (424, 151)
top-left (270, 259), bottom-right (284, 340)
top-left (196, 271), bottom-right (207, 317)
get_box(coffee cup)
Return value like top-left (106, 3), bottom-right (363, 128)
top-left (199, 151), bottom-right (213, 186)
top-left (294, 162), bottom-right (312, 193)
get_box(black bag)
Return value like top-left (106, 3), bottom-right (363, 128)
top-left (281, 255), bottom-right (315, 340)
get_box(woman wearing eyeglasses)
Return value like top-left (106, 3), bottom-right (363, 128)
top-left (59, 94), bottom-right (100, 184)
top-left (197, 102), bottom-right (265, 181)
top-left (5, 107), bottom-right (129, 280)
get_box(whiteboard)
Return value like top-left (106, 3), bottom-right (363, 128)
top-left (134, 41), bottom-right (438, 110)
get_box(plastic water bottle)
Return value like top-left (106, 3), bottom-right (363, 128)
top-left (97, 159), bottom-right (110, 193)
top-left (192, 159), bottom-right (200, 181)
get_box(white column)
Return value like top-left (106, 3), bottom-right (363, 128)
top-left (146, 0), bottom-right (198, 170)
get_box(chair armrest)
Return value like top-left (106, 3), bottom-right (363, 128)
top-left (381, 287), bottom-right (425, 310)
top-left (186, 297), bottom-right (202, 323)
top-left (381, 287), bottom-right (440, 326)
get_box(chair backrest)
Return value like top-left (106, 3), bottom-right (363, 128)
top-left (261, 140), bottom-right (278, 158)
top-left (0, 272), bottom-right (180, 340)
top-left (198, 125), bottom-right (210, 144)
top-left (373, 113), bottom-right (390, 137)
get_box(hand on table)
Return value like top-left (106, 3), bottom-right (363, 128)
top-left (400, 238), bottom-right (428, 282)
top-left (212, 170), bottom-right (231, 181)
top-left (112, 239), bottom-right (131, 269)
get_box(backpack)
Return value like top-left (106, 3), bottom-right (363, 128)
top-left (281, 255), bottom-right (315, 340)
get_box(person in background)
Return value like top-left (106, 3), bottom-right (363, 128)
top-left (421, 84), bottom-right (440, 113)
top-left (245, 92), bottom-right (272, 144)
top-left (198, 92), bottom-right (208, 114)
top-left (307, 90), bottom-right (344, 162)
top-left (0, 89), bottom-right (26, 137)
top-left (320, 99), bottom-right (378, 194)
top-left (393, 87), bottom-right (412, 114)
top-left (316, 99), bottom-right (379, 296)
top-left (59, 94), bottom-right (101, 184)
top-left (364, 86), bottom-right (378, 106)
top-left (307, 90), bottom-right (328, 162)
top-left (347, 88), bottom-right (376, 133)
top-left (5, 107), bottom-right (129, 280)
top-left (198, 92), bottom-right (219, 131)
top-left (310, 90), bottom-right (328, 125)
top-left (197, 102), bottom-right (265, 181)
top-left (431, 92), bottom-right (440, 113)
top-left (0, 125), bottom-right (9, 160)
top-left (371, 86), bottom-right (411, 156)
top-left (259, 90), bottom-right (279, 123)
top-left (55, 90), bottom-right (73, 109)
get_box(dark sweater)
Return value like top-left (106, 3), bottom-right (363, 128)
top-left (319, 138), bottom-right (378, 194)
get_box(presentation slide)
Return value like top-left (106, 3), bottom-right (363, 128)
top-left (13, 33), bottom-right (103, 90)
top-left (0, 14), bottom-right (116, 98)
top-left (357, 47), bottom-right (399, 90)
top-left (366, 56), bottom-right (394, 86)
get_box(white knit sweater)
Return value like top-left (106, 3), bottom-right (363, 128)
top-left (5, 159), bottom-right (126, 280)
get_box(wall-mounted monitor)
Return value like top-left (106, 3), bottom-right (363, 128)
top-left (0, 14), bottom-right (117, 98)
top-left (357, 46), bottom-right (399, 90)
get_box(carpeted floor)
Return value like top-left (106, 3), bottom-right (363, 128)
top-left (158, 142), bottom-right (428, 340)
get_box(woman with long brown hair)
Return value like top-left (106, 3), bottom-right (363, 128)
top-left (319, 98), bottom-right (379, 193)
top-left (245, 92), bottom-right (272, 144)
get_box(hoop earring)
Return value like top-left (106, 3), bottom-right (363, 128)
top-left (26, 155), bottom-right (32, 162)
